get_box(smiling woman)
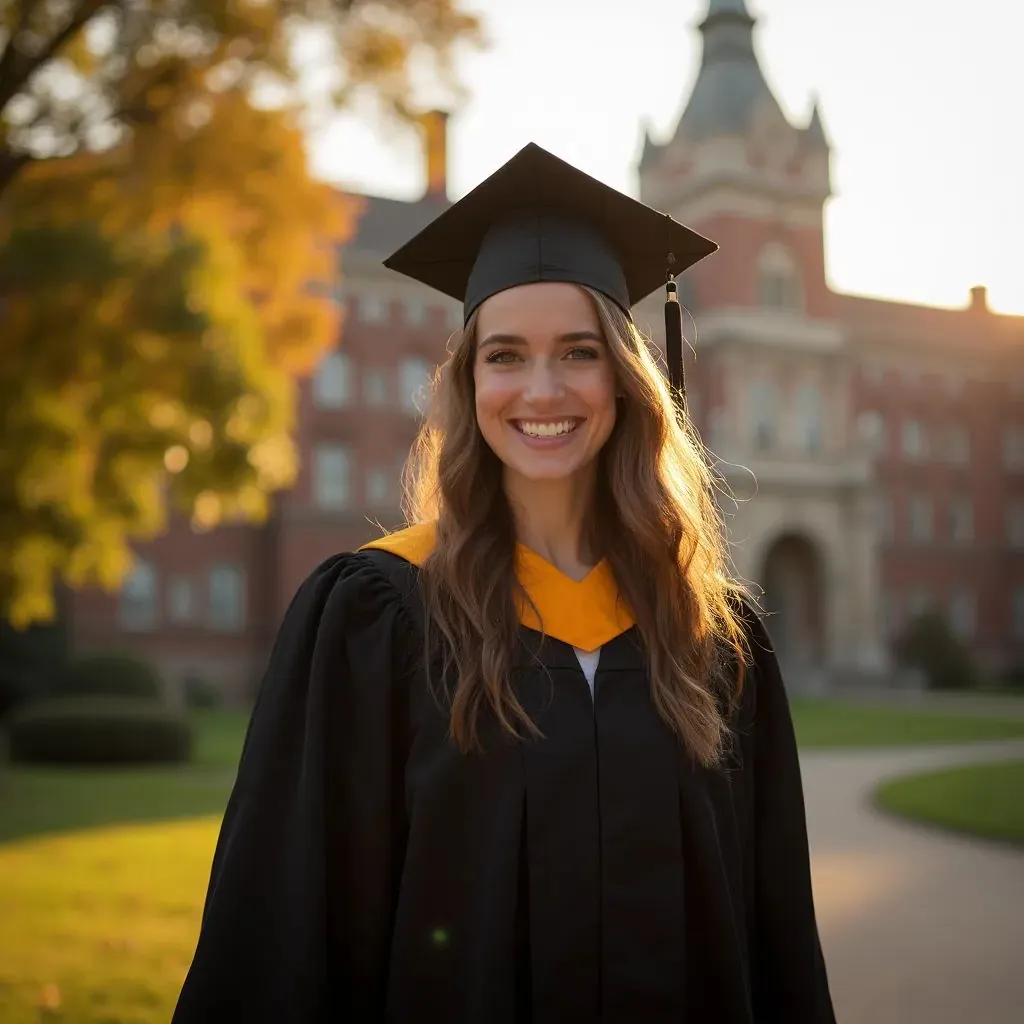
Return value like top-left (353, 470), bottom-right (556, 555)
top-left (172, 144), bottom-right (836, 1024)
top-left (474, 283), bottom-right (617, 497)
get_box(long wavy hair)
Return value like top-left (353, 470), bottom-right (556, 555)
top-left (402, 286), bottom-right (750, 767)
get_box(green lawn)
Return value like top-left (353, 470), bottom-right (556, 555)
top-left (0, 817), bottom-right (223, 1024)
top-left (0, 710), bottom-right (247, 1023)
top-left (2, 698), bottom-right (1023, 1023)
top-left (789, 698), bottom-right (1024, 748)
top-left (875, 759), bottom-right (1024, 847)
top-left (0, 709), bottom-right (246, 844)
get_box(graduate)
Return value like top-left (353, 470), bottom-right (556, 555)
top-left (172, 143), bottom-right (836, 1023)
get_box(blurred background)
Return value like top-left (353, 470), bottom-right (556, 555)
top-left (1, 1), bottom-right (1022, 1022)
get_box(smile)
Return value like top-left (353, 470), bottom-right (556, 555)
top-left (511, 418), bottom-right (584, 438)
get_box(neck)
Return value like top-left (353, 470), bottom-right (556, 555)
top-left (503, 467), bottom-right (598, 581)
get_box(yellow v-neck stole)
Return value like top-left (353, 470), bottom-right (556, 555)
top-left (360, 522), bottom-right (635, 651)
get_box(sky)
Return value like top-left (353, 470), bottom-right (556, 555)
top-left (309, 0), bottom-right (1023, 316)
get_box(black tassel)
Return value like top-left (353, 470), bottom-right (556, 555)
top-left (664, 263), bottom-right (685, 414)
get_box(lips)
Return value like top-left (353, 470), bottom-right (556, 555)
top-left (510, 418), bottom-right (584, 438)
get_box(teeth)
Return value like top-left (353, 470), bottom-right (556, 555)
top-left (516, 419), bottom-right (578, 438)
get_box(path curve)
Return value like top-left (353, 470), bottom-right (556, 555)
top-left (801, 740), bottom-right (1024, 1024)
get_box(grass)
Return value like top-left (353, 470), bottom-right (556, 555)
top-left (0, 818), bottom-right (223, 1024)
top-left (2, 698), bottom-right (1024, 1022)
top-left (0, 710), bottom-right (247, 1023)
top-left (875, 759), bottom-right (1024, 847)
top-left (0, 709), bottom-right (246, 844)
top-left (789, 697), bottom-right (1024, 748)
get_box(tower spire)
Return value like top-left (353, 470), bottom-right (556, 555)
top-left (805, 97), bottom-right (830, 150)
top-left (672, 0), bottom-right (785, 142)
top-left (706, 0), bottom-right (751, 14)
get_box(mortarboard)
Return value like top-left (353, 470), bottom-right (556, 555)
top-left (383, 142), bottom-right (718, 408)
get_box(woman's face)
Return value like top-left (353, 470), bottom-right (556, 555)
top-left (473, 282), bottom-right (618, 485)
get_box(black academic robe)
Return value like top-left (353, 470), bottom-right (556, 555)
top-left (172, 549), bottom-right (836, 1023)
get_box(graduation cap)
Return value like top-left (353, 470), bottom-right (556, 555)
top-left (383, 142), bottom-right (718, 409)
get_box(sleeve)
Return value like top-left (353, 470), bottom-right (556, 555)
top-left (171, 553), bottom-right (418, 1023)
top-left (741, 606), bottom-right (837, 1023)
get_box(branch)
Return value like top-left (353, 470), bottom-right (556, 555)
top-left (0, 143), bottom-right (32, 195)
top-left (0, 0), bottom-right (114, 111)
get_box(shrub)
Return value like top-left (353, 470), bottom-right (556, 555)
top-left (0, 617), bottom-right (67, 718)
top-left (183, 673), bottom-right (223, 710)
top-left (894, 611), bottom-right (979, 692)
top-left (58, 653), bottom-right (163, 701)
top-left (6, 696), bottom-right (193, 766)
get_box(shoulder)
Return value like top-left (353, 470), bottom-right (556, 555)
top-left (283, 548), bottom-right (422, 644)
top-left (358, 521), bottom-right (437, 566)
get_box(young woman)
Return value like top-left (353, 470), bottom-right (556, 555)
top-left (173, 144), bottom-right (836, 1023)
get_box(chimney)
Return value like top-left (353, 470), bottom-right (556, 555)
top-left (969, 285), bottom-right (988, 312)
top-left (420, 110), bottom-right (449, 201)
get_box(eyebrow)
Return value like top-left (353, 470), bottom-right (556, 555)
top-left (478, 330), bottom-right (604, 350)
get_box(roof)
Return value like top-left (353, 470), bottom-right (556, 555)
top-left (674, 0), bottom-right (786, 143)
top-left (837, 291), bottom-right (1024, 357)
top-left (342, 193), bottom-right (452, 262)
top-left (706, 0), bottom-right (750, 14)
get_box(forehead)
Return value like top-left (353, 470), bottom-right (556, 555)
top-left (476, 282), bottom-right (601, 337)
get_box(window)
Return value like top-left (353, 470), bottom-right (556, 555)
top-left (879, 589), bottom-right (901, 638)
top-left (399, 357), bottom-right (433, 415)
top-left (1014, 587), bottom-right (1024, 640)
top-left (749, 380), bottom-right (778, 450)
top-left (364, 368), bottom-right (390, 406)
top-left (313, 443), bottom-right (352, 509)
top-left (404, 299), bottom-right (428, 327)
top-left (875, 495), bottom-right (893, 542)
top-left (366, 468), bottom-right (392, 507)
top-left (907, 586), bottom-right (932, 619)
top-left (945, 424), bottom-right (970, 464)
top-left (677, 274), bottom-right (697, 312)
top-left (857, 410), bottom-right (887, 455)
top-left (684, 389), bottom-right (701, 423)
top-left (756, 243), bottom-right (802, 310)
top-left (796, 384), bottom-right (823, 453)
top-left (901, 419), bottom-right (928, 460)
top-left (863, 361), bottom-right (886, 387)
top-left (908, 495), bottom-right (933, 543)
top-left (168, 576), bottom-right (196, 623)
top-left (948, 588), bottom-right (975, 641)
top-left (358, 293), bottom-right (388, 324)
top-left (708, 407), bottom-right (728, 450)
top-left (312, 352), bottom-right (351, 409)
top-left (1008, 502), bottom-right (1024, 548)
top-left (948, 498), bottom-right (973, 544)
top-left (120, 560), bottom-right (158, 631)
top-left (209, 564), bottom-right (245, 631)
top-left (1004, 425), bottom-right (1024, 469)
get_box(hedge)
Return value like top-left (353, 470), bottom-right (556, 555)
top-left (7, 696), bottom-right (193, 766)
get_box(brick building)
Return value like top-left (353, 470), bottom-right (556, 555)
top-left (71, 0), bottom-right (1024, 697)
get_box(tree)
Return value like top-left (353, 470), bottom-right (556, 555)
top-left (0, 1), bottom-right (482, 628)
top-left (0, 0), bottom-right (482, 194)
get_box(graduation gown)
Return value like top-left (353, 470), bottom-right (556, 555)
top-left (172, 524), bottom-right (836, 1023)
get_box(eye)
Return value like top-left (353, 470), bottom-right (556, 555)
top-left (483, 349), bottom-right (521, 364)
top-left (565, 346), bottom-right (600, 360)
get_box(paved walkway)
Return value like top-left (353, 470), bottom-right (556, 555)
top-left (802, 740), bottom-right (1024, 1024)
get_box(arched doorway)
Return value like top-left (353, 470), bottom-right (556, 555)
top-left (761, 533), bottom-right (826, 692)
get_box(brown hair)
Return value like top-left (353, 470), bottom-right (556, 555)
top-left (403, 287), bottom-right (750, 767)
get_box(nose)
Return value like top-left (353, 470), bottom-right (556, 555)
top-left (522, 359), bottom-right (566, 405)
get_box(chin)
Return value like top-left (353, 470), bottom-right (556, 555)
top-left (506, 455), bottom-right (588, 483)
